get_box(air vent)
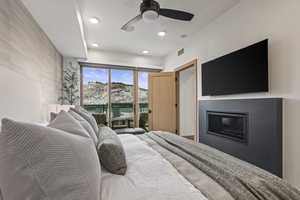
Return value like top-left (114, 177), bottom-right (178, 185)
top-left (178, 48), bottom-right (184, 56)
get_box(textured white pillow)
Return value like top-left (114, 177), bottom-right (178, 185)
top-left (71, 106), bottom-right (99, 137)
top-left (69, 110), bottom-right (98, 144)
top-left (0, 119), bottom-right (101, 200)
top-left (48, 110), bottom-right (90, 138)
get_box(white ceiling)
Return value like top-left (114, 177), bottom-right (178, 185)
top-left (21, 0), bottom-right (87, 58)
top-left (22, 0), bottom-right (241, 58)
top-left (79, 0), bottom-right (240, 57)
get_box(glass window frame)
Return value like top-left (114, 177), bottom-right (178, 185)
top-left (80, 65), bottom-right (152, 129)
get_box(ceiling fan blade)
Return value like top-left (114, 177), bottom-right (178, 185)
top-left (159, 9), bottom-right (194, 21)
top-left (121, 15), bottom-right (142, 32)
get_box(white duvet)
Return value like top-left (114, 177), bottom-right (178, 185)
top-left (101, 134), bottom-right (207, 200)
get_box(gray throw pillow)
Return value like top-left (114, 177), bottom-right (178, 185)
top-left (48, 110), bottom-right (90, 138)
top-left (71, 106), bottom-right (99, 137)
top-left (97, 126), bottom-right (127, 175)
top-left (0, 119), bottom-right (101, 200)
top-left (68, 110), bottom-right (98, 144)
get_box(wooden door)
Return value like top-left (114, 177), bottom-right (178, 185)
top-left (149, 72), bottom-right (177, 134)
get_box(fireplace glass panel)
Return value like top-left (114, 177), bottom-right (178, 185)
top-left (207, 111), bottom-right (248, 143)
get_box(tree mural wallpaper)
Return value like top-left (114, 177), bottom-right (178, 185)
top-left (59, 59), bottom-right (81, 105)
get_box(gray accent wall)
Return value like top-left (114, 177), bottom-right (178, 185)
top-left (0, 0), bottom-right (62, 122)
top-left (199, 98), bottom-right (283, 177)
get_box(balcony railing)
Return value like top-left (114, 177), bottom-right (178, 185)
top-left (83, 103), bottom-right (149, 130)
top-left (83, 103), bottom-right (148, 116)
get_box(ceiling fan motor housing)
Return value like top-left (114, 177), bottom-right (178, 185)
top-left (121, 0), bottom-right (194, 32)
top-left (140, 0), bottom-right (160, 14)
top-left (140, 0), bottom-right (160, 22)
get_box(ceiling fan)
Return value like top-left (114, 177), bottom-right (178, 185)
top-left (121, 0), bottom-right (194, 32)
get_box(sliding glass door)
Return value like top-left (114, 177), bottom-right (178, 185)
top-left (81, 66), bottom-right (150, 130)
top-left (82, 68), bottom-right (109, 125)
top-left (138, 72), bottom-right (149, 130)
top-left (111, 69), bottom-right (134, 129)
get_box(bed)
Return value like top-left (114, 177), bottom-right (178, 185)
top-left (102, 131), bottom-right (300, 200)
top-left (1, 107), bottom-right (299, 200)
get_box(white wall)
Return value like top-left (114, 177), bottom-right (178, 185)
top-left (163, 0), bottom-right (300, 189)
top-left (0, 0), bottom-right (62, 124)
top-left (86, 49), bottom-right (163, 69)
top-left (179, 66), bottom-right (197, 137)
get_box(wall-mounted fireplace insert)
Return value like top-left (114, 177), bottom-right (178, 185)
top-left (199, 98), bottom-right (283, 177)
top-left (207, 111), bottom-right (248, 143)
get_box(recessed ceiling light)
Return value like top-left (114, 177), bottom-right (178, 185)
top-left (158, 31), bottom-right (166, 37)
top-left (92, 43), bottom-right (99, 47)
top-left (142, 50), bottom-right (149, 54)
top-left (89, 17), bottom-right (99, 24)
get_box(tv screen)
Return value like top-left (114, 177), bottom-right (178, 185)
top-left (202, 40), bottom-right (269, 96)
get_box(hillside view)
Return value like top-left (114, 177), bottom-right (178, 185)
top-left (81, 69), bottom-right (149, 129)
top-left (83, 82), bottom-right (148, 105)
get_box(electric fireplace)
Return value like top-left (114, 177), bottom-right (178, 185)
top-left (207, 111), bottom-right (248, 143)
top-left (199, 98), bottom-right (282, 177)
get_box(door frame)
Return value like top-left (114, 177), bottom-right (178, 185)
top-left (174, 59), bottom-right (198, 141)
top-left (80, 65), bottom-right (153, 128)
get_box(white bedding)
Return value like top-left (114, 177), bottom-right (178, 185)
top-left (101, 134), bottom-right (207, 200)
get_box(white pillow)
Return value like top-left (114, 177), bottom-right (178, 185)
top-left (0, 119), bottom-right (101, 200)
top-left (71, 106), bottom-right (99, 137)
top-left (48, 110), bottom-right (90, 138)
top-left (69, 110), bottom-right (98, 144)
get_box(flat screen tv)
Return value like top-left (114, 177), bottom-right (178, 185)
top-left (202, 39), bottom-right (269, 96)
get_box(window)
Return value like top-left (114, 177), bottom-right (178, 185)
top-left (81, 66), bottom-right (152, 130)
top-left (138, 72), bottom-right (149, 130)
top-left (82, 68), bottom-right (109, 125)
top-left (111, 69), bottom-right (134, 129)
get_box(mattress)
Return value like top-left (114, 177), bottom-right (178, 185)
top-left (102, 132), bottom-right (300, 200)
top-left (101, 134), bottom-right (207, 200)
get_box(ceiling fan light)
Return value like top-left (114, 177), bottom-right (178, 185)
top-left (158, 31), bottom-right (166, 37)
top-left (142, 10), bottom-right (159, 23)
top-left (89, 17), bottom-right (99, 24)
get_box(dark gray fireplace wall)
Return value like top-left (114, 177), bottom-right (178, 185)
top-left (199, 98), bottom-right (282, 177)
